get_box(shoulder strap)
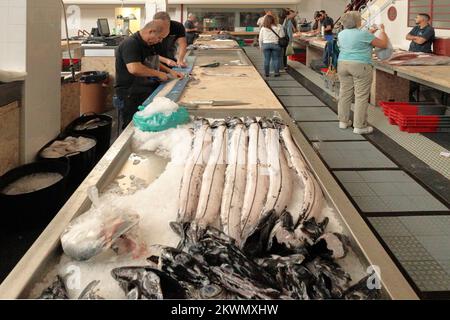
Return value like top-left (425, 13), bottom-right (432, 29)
top-left (269, 27), bottom-right (281, 39)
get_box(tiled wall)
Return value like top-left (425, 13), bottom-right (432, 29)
top-left (0, 0), bottom-right (26, 71)
top-left (21, 0), bottom-right (61, 162)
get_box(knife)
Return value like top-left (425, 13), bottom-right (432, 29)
top-left (180, 100), bottom-right (249, 107)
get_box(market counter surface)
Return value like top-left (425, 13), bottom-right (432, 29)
top-left (180, 65), bottom-right (283, 109)
top-left (371, 60), bottom-right (450, 106)
top-left (293, 35), bottom-right (327, 67)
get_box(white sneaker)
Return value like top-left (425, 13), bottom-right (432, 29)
top-left (353, 126), bottom-right (374, 135)
top-left (339, 120), bottom-right (352, 129)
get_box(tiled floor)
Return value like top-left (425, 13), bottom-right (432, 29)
top-left (289, 107), bottom-right (338, 121)
top-left (335, 171), bottom-right (448, 213)
top-left (313, 141), bottom-right (398, 169)
top-left (280, 95), bottom-right (326, 107)
top-left (246, 47), bottom-right (450, 298)
top-left (369, 215), bottom-right (450, 292)
top-left (298, 122), bottom-right (366, 141)
top-left (273, 87), bottom-right (312, 96)
top-left (268, 81), bottom-right (304, 88)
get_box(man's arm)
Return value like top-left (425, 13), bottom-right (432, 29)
top-left (159, 63), bottom-right (185, 79)
top-left (159, 55), bottom-right (178, 67)
top-left (126, 62), bottom-right (167, 79)
top-left (176, 37), bottom-right (188, 67)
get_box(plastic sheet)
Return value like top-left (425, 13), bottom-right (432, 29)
top-left (60, 187), bottom-right (143, 261)
top-left (133, 107), bottom-right (190, 132)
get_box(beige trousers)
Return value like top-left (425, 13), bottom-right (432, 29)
top-left (337, 61), bottom-right (373, 129)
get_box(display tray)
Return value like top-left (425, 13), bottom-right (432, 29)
top-left (0, 109), bottom-right (418, 300)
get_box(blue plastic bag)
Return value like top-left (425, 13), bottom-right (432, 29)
top-left (133, 107), bottom-right (190, 132)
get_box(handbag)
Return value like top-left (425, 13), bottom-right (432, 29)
top-left (269, 27), bottom-right (289, 48)
top-left (286, 43), bottom-right (294, 56)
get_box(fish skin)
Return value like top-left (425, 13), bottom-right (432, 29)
top-left (195, 121), bottom-right (227, 228)
top-left (221, 118), bottom-right (248, 243)
top-left (240, 118), bottom-right (270, 245)
top-left (178, 119), bottom-right (212, 223)
top-left (111, 266), bottom-right (186, 300)
top-left (276, 120), bottom-right (324, 225)
top-left (260, 118), bottom-right (293, 217)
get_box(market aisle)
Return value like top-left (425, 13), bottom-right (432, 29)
top-left (245, 46), bottom-right (450, 299)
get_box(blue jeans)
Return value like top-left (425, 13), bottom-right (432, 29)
top-left (262, 43), bottom-right (281, 75)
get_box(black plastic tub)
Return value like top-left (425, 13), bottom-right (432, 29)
top-left (0, 160), bottom-right (70, 231)
top-left (37, 134), bottom-right (97, 194)
top-left (65, 113), bottom-right (112, 161)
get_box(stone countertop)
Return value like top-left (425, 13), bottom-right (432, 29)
top-left (0, 81), bottom-right (23, 107)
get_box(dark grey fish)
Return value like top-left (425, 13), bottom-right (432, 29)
top-left (150, 246), bottom-right (234, 299)
top-left (309, 233), bottom-right (349, 260)
top-left (267, 210), bottom-right (305, 255)
top-left (39, 276), bottom-right (69, 300)
top-left (111, 266), bottom-right (186, 300)
top-left (306, 257), bottom-right (351, 299)
top-left (210, 266), bottom-right (280, 300)
top-left (186, 227), bottom-right (280, 291)
top-left (344, 276), bottom-right (381, 300)
top-left (241, 209), bottom-right (279, 257)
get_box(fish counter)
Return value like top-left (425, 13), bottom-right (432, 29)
top-left (0, 48), bottom-right (418, 300)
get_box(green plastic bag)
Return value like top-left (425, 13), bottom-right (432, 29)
top-left (133, 107), bottom-right (190, 132)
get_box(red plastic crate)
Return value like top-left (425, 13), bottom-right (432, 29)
top-left (379, 101), bottom-right (450, 133)
top-left (289, 53), bottom-right (306, 63)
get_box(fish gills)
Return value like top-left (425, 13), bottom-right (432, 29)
top-left (221, 119), bottom-right (248, 243)
top-left (195, 121), bottom-right (227, 228)
top-left (178, 119), bottom-right (212, 222)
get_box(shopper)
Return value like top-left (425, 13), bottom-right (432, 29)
top-left (184, 13), bottom-right (200, 45)
top-left (154, 11), bottom-right (188, 68)
top-left (337, 11), bottom-right (389, 135)
top-left (259, 15), bottom-right (285, 77)
top-left (282, 9), bottom-right (298, 70)
top-left (114, 20), bottom-right (184, 131)
top-left (257, 9), bottom-right (273, 28)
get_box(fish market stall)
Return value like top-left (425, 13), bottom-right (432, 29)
top-left (0, 47), bottom-right (418, 300)
top-left (293, 35), bottom-right (327, 68)
top-left (370, 52), bottom-right (450, 106)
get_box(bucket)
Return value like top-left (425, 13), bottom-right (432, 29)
top-left (37, 134), bottom-right (97, 194)
top-left (0, 160), bottom-right (70, 230)
top-left (80, 71), bottom-right (109, 114)
top-left (65, 113), bottom-right (112, 161)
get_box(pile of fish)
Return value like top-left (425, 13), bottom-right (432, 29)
top-left (40, 136), bottom-right (96, 159)
top-left (178, 117), bottom-right (325, 249)
top-left (41, 220), bottom-right (379, 300)
top-left (39, 117), bottom-right (381, 300)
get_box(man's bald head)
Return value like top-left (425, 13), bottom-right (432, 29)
top-left (140, 20), bottom-right (170, 45)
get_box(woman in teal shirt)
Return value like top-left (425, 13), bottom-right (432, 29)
top-left (337, 12), bottom-right (389, 134)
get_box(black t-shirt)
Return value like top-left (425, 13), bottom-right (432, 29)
top-left (322, 16), bottom-right (334, 35)
top-left (155, 20), bottom-right (186, 61)
top-left (115, 32), bottom-right (160, 96)
top-left (184, 20), bottom-right (197, 45)
top-left (409, 24), bottom-right (435, 53)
